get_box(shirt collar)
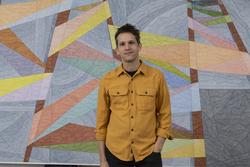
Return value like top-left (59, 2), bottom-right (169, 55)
top-left (116, 60), bottom-right (147, 77)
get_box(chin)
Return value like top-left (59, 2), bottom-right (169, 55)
top-left (123, 58), bottom-right (136, 63)
top-left (122, 56), bottom-right (138, 63)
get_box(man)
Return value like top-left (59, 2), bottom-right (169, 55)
top-left (95, 24), bottom-right (172, 167)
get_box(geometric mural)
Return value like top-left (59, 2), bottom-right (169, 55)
top-left (0, 0), bottom-right (249, 166)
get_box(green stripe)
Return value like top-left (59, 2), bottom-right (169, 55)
top-left (188, 3), bottom-right (224, 17)
top-left (61, 57), bottom-right (115, 78)
top-left (142, 57), bottom-right (190, 81)
top-left (204, 15), bottom-right (232, 26)
top-left (41, 141), bottom-right (98, 153)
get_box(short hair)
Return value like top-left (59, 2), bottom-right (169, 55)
top-left (115, 23), bottom-right (141, 47)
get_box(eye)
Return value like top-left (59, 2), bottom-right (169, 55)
top-left (119, 42), bottom-right (125, 46)
top-left (129, 41), bottom-right (135, 44)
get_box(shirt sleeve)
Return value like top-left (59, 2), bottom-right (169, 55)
top-left (95, 78), bottom-right (110, 141)
top-left (156, 72), bottom-right (172, 139)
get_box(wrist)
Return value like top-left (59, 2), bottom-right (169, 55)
top-left (153, 143), bottom-right (162, 152)
top-left (100, 159), bottom-right (108, 163)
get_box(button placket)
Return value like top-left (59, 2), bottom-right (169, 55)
top-left (130, 80), bottom-right (136, 142)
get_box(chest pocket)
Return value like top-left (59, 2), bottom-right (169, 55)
top-left (109, 88), bottom-right (129, 110)
top-left (136, 88), bottom-right (156, 111)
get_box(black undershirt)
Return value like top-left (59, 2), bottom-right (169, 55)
top-left (126, 70), bottom-right (137, 77)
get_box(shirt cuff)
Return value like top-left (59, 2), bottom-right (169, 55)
top-left (95, 128), bottom-right (107, 140)
top-left (156, 127), bottom-right (173, 140)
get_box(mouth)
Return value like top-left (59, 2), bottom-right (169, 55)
top-left (124, 52), bottom-right (133, 55)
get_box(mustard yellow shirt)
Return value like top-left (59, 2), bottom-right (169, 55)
top-left (95, 61), bottom-right (172, 162)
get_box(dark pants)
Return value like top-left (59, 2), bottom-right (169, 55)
top-left (105, 146), bottom-right (162, 167)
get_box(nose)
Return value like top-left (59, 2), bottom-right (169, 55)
top-left (125, 43), bottom-right (130, 50)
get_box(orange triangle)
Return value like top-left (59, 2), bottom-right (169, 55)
top-left (141, 43), bottom-right (190, 67)
top-left (32, 123), bottom-right (95, 146)
top-left (0, 28), bottom-right (44, 67)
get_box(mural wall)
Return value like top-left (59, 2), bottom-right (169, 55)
top-left (0, 0), bottom-right (249, 166)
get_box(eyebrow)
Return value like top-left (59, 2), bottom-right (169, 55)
top-left (118, 40), bottom-right (136, 44)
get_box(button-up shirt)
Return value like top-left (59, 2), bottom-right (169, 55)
top-left (95, 61), bottom-right (172, 162)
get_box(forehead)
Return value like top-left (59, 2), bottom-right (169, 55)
top-left (116, 32), bottom-right (136, 43)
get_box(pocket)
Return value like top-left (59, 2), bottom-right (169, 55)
top-left (136, 88), bottom-right (156, 110)
top-left (109, 87), bottom-right (129, 110)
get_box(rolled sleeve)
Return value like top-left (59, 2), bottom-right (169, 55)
top-left (95, 128), bottom-right (107, 140)
top-left (156, 72), bottom-right (172, 139)
top-left (95, 78), bottom-right (110, 141)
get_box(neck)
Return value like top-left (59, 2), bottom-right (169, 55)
top-left (122, 59), bottom-right (140, 72)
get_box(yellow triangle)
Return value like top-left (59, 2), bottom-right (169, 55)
top-left (0, 73), bottom-right (52, 97)
top-left (51, 1), bottom-right (111, 55)
top-left (141, 31), bottom-right (187, 47)
top-left (161, 139), bottom-right (205, 158)
top-left (108, 25), bottom-right (187, 49)
top-left (74, 2), bottom-right (102, 11)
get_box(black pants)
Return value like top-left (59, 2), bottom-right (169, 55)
top-left (105, 146), bottom-right (162, 167)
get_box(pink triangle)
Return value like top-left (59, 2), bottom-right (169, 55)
top-left (188, 17), bottom-right (237, 50)
top-left (197, 30), bottom-right (237, 50)
top-left (204, 57), bottom-right (250, 75)
top-left (170, 84), bottom-right (193, 96)
top-left (59, 41), bottom-right (113, 61)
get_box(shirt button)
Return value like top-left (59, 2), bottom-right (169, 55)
top-left (131, 116), bottom-right (134, 119)
top-left (117, 91), bottom-right (119, 94)
top-left (145, 91), bottom-right (148, 94)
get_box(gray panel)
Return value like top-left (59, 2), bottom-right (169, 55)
top-left (125, 0), bottom-right (144, 17)
top-left (0, 53), bottom-right (20, 79)
top-left (173, 112), bottom-right (193, 131)
top-left (11, 14), bottom-right (57, 63)
top-left (142, 3), bottom-right (188, 40)
top-left (127, 0), bottom-right (187, 38)
top-left (200, 89), bottom-right (250, 167)
top-left (221, 0), bottom-right (250, 52)
top-left (29, 147), bottom-right (49, 163)
top-left (0, 105), bottom-right (35, 162)
top-left (108, 0), bottom-right (127, 26)
top-left (79, 22), bottom-right (113, 56)
top-left (199, 71), bottom-right (250, 89)
top-left (247, 76), bottom-right (250, 83)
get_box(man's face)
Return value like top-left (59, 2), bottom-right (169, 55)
top-left (116, 32), bottom-right (141, 63)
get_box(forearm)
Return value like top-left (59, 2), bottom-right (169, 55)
top-left (154, 136), bottom-right (166, 152)
top-left (156, 72), bottom-right (172, 139)
top-left (98, 140), bottom-right (107, 163)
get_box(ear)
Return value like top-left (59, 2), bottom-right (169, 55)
top-left (139, 43), bottom-right (142, 51)
top-left (115, 48), bottom-right (120, 55)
